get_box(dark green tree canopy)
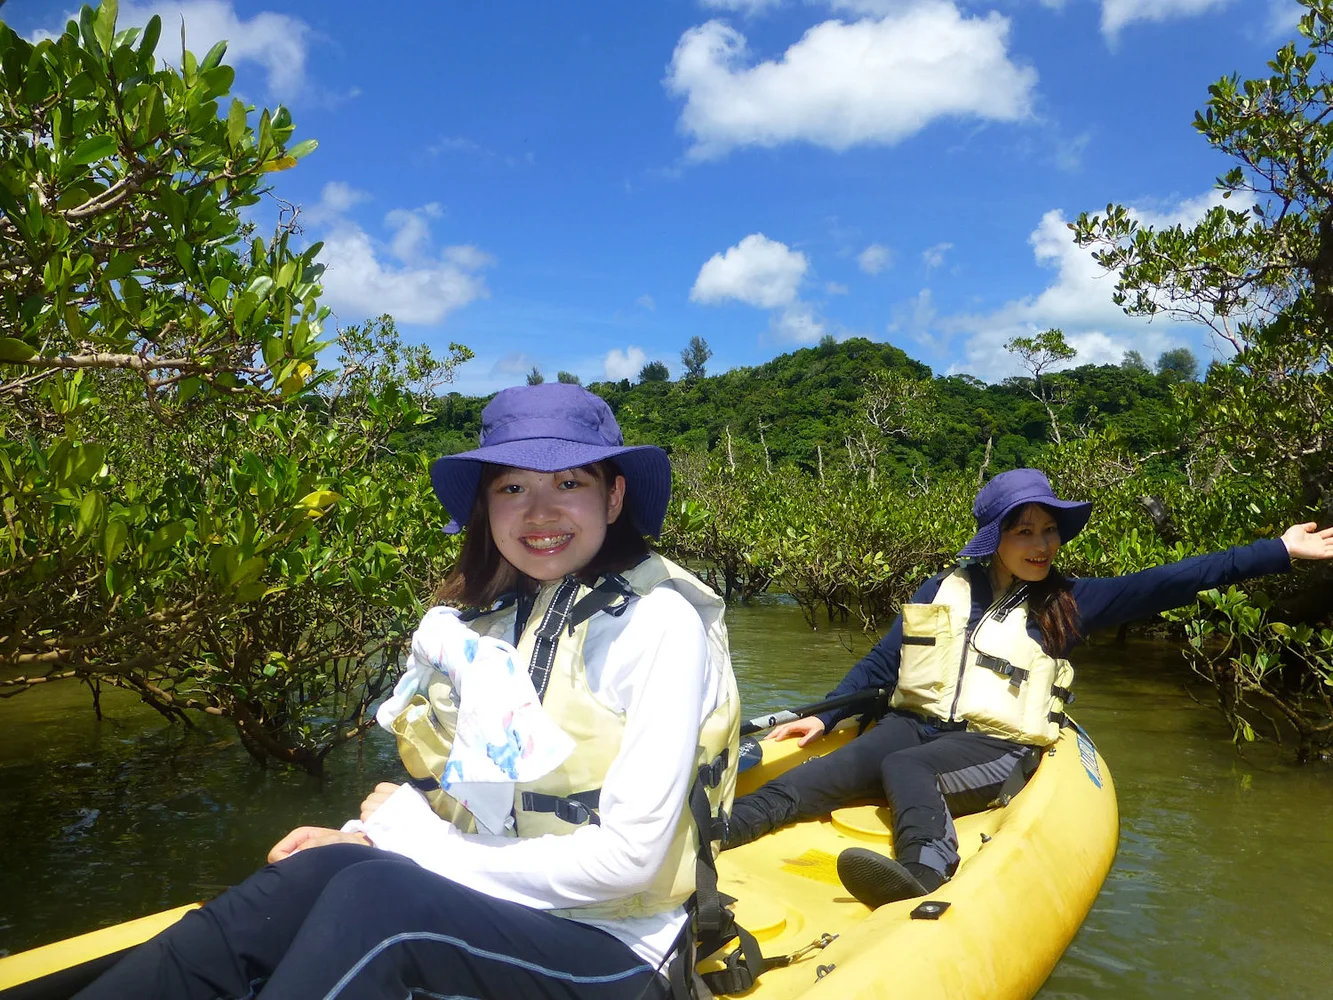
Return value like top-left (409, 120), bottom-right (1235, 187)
top-left (556, 370), bottom-right (581, 384)
top-left (1155, 347), bottom-right (1200, 382)
top-left (526, 366), bottom-right (544, 385)
top-left (639, 360), bottom-right (670, 383)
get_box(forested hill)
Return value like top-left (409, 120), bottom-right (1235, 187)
top-left (405, 336), bottom-right (1182, 478)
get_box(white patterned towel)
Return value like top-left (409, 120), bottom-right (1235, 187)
top-left (377, 606), bottom-right (575, 834)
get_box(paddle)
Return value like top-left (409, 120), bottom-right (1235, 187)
top-left (739, 688), bottom-right (887, 737)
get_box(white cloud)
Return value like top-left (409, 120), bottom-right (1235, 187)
top-left (826, 281), bottom-right (850, 295)
top-left (940, 193), bottom-right (1225, 380)
top-left (857, 243), bottom-right (892, 275)
top-left (1264, 0), bottom-right (1302, 38)
top-left (604, 347), bottom-right (648, 381)
top-left (700, 0), bottom-right (784, 13)
top-left (301, 181), bottom-right (368, 225)
top-left (318, 225), bottom-right (492, 326)
top-left (492, 353), bottom-right (537, 377)
top-left (772, 303), bottom-right (827, 342)
top-left (691, 233), bottom-right (809, 308)
top-left (1100, 0), bottom-right (1232, 42)
top-left (666, 5), bottom-right (1036, 160)
top-left (922, 241), bottom-right (953, 269)
top-left (636, 294), bottom-right (657, 311)
top-left (308, 188), bottom-right (492, 326)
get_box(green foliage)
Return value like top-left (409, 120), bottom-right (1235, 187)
top-left (1121, 350), bottom-right (1149, 372)
top-left (556, 370), bottom-right (580, 385)
top-left (638, 360), bottom-right (670, 383)
top-left (526, 366), bottom-right (544, 386)
top-left (680, 336), bottom-right (712, 381)
top-left (0, 4), bottom-right (470, 773)
top-left (1155, 347), bottom-right (1199, 383)
top-left (1167, 586), bottom-right (1333, 762)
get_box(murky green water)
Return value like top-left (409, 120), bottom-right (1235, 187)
top-left (3, 599), bottom-right (1333, 997)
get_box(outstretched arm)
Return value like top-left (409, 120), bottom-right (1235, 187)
top-left (1282, 522), bottom-right (1333, 562)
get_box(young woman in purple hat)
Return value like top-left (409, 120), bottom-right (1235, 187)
top-left (723, 467), bottom-right (1333, 909)
top-left (76, 384), bottom-right (740, 1000)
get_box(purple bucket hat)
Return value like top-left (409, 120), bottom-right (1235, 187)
top-left (958, 468), bottom-right (1092, 559)
top-left (429, 383), bottom-right (672, 538)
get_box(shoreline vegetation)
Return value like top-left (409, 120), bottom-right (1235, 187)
top-left (2, 2), bottom-right (1331, 772)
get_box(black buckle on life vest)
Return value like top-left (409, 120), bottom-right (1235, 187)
top-left (976, 652), bottom-right (1029, 687)
top-left (698, 749), bottom-right (729, 789)
top-left (407, 775), bottom-right (439, 792)
top-left (1048, 710), bottom-right (1069, 728)
top-left (520, 789), bottom-right (601, 827)
top-left (1052, 685), bottom-right (1074, 705)
top-left (566, 573), bottom-right (639, 634)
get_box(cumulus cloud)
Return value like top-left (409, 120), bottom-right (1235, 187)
top-left (691, 233), bottom-right (809, 308)
top-left (665, 5), bottom-right (1036, 160)
top-left (922, 242), bottom-right (953, 269)
top-left (939, 193), bottom-right (1225, 380)
top-left (772, 303), bottom-right (827, 342)
top-left (1100, 0), bottom-right (1232, 42)
top-left (691, 233), bottom-right (831, 343)
top-left (604, 347), bottom-right (649, 381)
top-left (826, 281), bottom-right (850, 295)
top-left (857, 244), bottom-right (892, 275)
top-left (636, 294), bottom-right (657, 311)
top-left (309, 185), bottom-right (493, 327)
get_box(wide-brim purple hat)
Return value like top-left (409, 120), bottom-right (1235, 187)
top-left (429, 383), bottom-right (672, 538)
top-left (958, 468), bottom-right (1092, 558)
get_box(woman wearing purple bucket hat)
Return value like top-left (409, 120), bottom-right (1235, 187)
top-left (76, 384), bottom-right (742, 1000)
top-left (724, 467), bottom-right (1333, 910)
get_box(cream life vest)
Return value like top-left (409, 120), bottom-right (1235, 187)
top-left (890, 566), bottom-right (1074, 747)
top-left (390, 552), bottom-right (741, 922)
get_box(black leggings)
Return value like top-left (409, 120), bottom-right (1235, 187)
top-left (727, 712), bottom-right (1029, 877)
top-left (74, 844), bottom-right (666, 1000)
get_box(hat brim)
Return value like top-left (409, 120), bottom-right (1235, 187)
top-left (957, 496), bottom-right (1092, 558)
top-left (430, 439), bottom-right (672, 538)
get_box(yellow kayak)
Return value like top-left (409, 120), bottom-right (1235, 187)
top-left (719, 720), bottom-right (1118, 998)
top-left (0, 723), bottom-right (1116, 999)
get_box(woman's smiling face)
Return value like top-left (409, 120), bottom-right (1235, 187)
top-left (994, 503), bottom-right (1062, 588)
top-left (486, 465), bottom-right (626, 582)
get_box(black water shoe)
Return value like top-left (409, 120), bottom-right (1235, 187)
top-left (836, 848), bottom-right (939, 908)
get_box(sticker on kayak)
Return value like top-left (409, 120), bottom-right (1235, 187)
top-left (1075, 728), bottom-right (1103, 789)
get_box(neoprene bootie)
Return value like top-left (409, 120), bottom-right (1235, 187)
top-left (836, 848), bottom-right (944, 908)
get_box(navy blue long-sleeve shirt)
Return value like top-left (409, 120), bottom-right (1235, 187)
top-left (816, 539), bottom-right (1292, 731)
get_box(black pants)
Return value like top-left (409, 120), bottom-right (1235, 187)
top-left (74, 844), bottom-right (666, 1000)
top-left (726, 712), bottom-right (1029, 878)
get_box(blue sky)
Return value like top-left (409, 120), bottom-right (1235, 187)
top-left (14, 0), bottom-right (1307, 394)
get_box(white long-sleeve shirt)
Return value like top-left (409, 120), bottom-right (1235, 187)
top-left (347, 585), bottom-right (721, 967)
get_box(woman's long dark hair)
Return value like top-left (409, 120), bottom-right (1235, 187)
top-left (433, 459), bottom-right (648, 609)
top-left (999, 504), bottom-right (1080, 656)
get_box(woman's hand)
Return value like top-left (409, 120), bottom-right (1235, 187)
top-left (267, 826), bottom-right (370, 863)
top-left (764, 716), bottom-right (826, 747)
top-left (360, 782), bottom-right (402, 823)
top-left (1281, 522), bottom-right (1333, 562)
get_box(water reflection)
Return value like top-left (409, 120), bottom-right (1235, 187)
top-left (3, 601), bottom-right (1333, 1000)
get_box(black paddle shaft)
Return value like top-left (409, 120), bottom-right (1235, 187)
top-left (739, 688), bottom-right (887, 737)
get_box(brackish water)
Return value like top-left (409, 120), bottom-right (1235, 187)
top-left (3, 599), bottom-right (1333, 997)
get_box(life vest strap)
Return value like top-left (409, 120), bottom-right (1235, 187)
top-left (519, 789), bottom-right (601, 827)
